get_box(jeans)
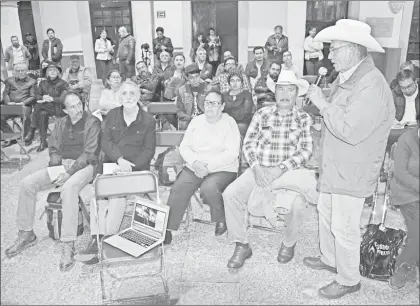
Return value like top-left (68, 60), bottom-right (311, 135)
top-left (395, 201), bottom-right (419, 266)
top-left (166, 167), bottom-right (237, 231)
top-left (98, 60), bottom-right (112, 86)
top-left (317, 192), bottom-right (365, 286)
top-left (305, 59), bottom-right (321, 76)
top-left (223, 168), bottom-right (309, 246)
top-left (90, 197), bottom-right (127, 235)
top-left (119, 60), bottom-right (135, 79)
top-left (17, 160), bottom-right (94, 242)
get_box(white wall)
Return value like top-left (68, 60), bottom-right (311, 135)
top-left (152, 1), bottom-right (183, 52)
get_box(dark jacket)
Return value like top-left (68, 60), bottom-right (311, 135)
top-left (152, 63), bottom-right (176, 99)
top-left (391, 81), bottom-right (419, 121)
top-left (254, 75), bottom-right (276, 106)
top-left (36, 77), bottom-right (69, 104)
top-left (222, 91), bottom-right (254, 125)
top-left (197, 61), bottom-right (213, 80)
top-left (24, 39), bottom-right (40, 70)
top-left (101, 105), bottom-right (156, 171)
top-left (176, 81), bottom-right (207, 130)
top-left (131, 72), bottom-right (160, 101)
top-left (152, 36), bottom-right (174, 58)
top-left (48, 111), bottom-right (102, 176)
top-left (3, 76), bottom-right (36, 106)
top-left (41, 38), bottom-right (63, 63)
top-left (265, 34), bottom-right (288, 62)
top-left (245, 59), bottom-right (268, 83)
top-left (116, 34), bottom-right (136, 63)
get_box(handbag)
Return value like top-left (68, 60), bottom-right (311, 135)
top-left (359, 183), bottom-right (406, 281)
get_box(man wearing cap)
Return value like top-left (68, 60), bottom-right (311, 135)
top-left (304, 19), bottom-right (395, 299)
top-left (176, 63), bottom-right (208, 130)
top-left (24, 33), bottom-right (40, 71)
top-left (62, 55), bottom-right (92, 110)
top-left (215, 51), bottom-right (244, 77)
top-left (25, 63), bottom-right (69, 151)
top-left (41, 28), bottom-right (63, 66)
top-left (4, 36), bottom-right (31, 72)
top-left (222, 70), bottom-right (313, 269)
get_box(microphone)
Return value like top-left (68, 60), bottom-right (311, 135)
top-left (304, 67), bottom-right (328, 106)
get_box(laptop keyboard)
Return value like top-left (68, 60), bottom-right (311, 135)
top-left (119, 230), bottom-right (157, 247)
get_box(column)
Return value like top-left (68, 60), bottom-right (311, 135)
top-left (131, 1), bottom-right (154, 67)
top-left (398, 1), bottom-right (414, 64)
top-left (285, 1), bottom-right (307, 76)
top-left (181, 1), bottom-right (192, 65)
top-left (238, 1), bottom-right (249, 67)
top-left (31, 1), bottom-right (45, 59)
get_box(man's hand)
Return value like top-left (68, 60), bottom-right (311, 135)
top-left (252, 165), bottom-right (269, 188)
top-left (117, 157), bottom-right (135, 172)
top-left (43, 95), bottom-right (54, 102)
top-left (264, 166), bottom-right (286, 187)
top-left (306, 85), bottom-right (327, 110)
top-left (37, 100), bottom-right (46, 104)
top-left (192, 161), bottom-right (209, 178)
top-left (53, 173), bottom-right (71, 187)
top-left (161, 45), bottom-right (166, 51)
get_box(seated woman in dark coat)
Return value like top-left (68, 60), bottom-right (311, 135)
top-left (222, 71), bottom-right (254, 137)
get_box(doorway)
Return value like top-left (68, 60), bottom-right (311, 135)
top-left (18, 2), bottom-right (37, 40)
top-left (192, 1), bottom-right (238, 61)
top-left (89, 1), bottom-right (133, 79)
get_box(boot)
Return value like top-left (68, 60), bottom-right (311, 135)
top-left (24, 127), bottom-right (36, 146)
top-left (37, 138), bottom-right (48, 152)
top-left (74, 236), bottom-right (101, 265)
top-left (389, 262), bottom-right (418, 289)
top-left (5, 230), bottom-right (37, 258)
top-left (59, 241), bottom-right (76, 272)
top-left (23, 117), bottom-right (31, 139)
top-left (37, 115), bottom-right (49, 152)
top-left (227, 243), bottom-right (252, 269)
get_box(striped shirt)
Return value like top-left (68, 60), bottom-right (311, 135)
top-left (243, 105), bottom-right (313, 169)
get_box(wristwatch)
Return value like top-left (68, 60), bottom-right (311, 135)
top-left (279, 163), bottom-right (287, 171)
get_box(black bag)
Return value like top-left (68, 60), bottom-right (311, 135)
top-left (40, 192), bottom-right (84, 240)
top-left (154, 146), bottom-right (184, 186)
top-left (359, 186), bottom-right (406, 281)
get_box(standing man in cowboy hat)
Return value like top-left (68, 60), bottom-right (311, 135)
top-left (304, 19), bottom-right (395, 299)
top-left (222, 70), bottom-right (313, 269)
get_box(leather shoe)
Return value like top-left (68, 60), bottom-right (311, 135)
top-left (215, 222), bottom-right (227, 236)
top-left (227, 243), bottom-right (252, 269)
top-left (37, 139), bottom-right (48, 152)
top-left (277, 243), bottom-right (295, 264)
top-left (164, 230), bottom-right (172, 245)
top-left (24, 128), bottom-right (35, 143)
top-left (303, 256), bottom-right (337, 273)
top-left (318, 280), bottom-right (361, 299)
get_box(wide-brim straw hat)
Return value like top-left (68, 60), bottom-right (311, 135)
top-left (276, 70), bottom-right (309, 97)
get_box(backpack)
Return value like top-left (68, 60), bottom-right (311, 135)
top-left (155, 146), bottom-right (184, 186)
top-left (39, 192), bottom-right (84, 240)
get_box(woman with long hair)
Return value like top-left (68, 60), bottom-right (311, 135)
top-left (163, 53), bottom-right (187, 101)
top-left (95, 29), bottom-right (115, 86)
top-left (207, 28), bottom-right (221, 76)
top-left (97, 69), bottom-right (123, 115)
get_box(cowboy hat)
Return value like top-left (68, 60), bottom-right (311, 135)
top-left (43, 63), bottom-right (62, 74)
top-left (314, 19), bottom-right (384, 53)
top-left (276, 70), bottom-right (309, 97)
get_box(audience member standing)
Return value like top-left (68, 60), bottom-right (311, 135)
top-left (95, 29), bottom-right (114, 86)
top-left (190, 33), bottom-right (208, 63)
top-left (41, 28), bottom-right (63, 66)
top-left (207, 28), bottom-right (221, 75)
top-left (245, 46), bottom-right (268, 91)
top-left (24, 33), bottom-right (40, 71)
top-left (116, 27), bottom-right (136, 79)
top-left (265, 25), bottom-right (288, 65)
top-left (4, 36), bottom-right (31, 72)
top-left (304, 26), bottom-right (324, 75)
top-left (153, 27), bottom-right (174, 62)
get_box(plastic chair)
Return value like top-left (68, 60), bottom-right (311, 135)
top-left (92, 171), bottom-right (170, 305)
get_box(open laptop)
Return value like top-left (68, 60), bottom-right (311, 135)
top-left (104, 197), bottom-right (169, 257)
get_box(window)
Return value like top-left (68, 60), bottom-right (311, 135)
top-left (406, 1), bottom-right (419, 62)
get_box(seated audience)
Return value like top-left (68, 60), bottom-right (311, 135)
top-left (211, 57), bottom-right (250, 94)
top-left (254, 61), bottom-right (281, 109)
top-left (5, 92), bottom-right (101, 272)
top-left (75, 81), bottom-right (156, 265)
top-left (2, 63), bottom-right (36, 141)
top-left (392, 69), bottom-right (419, 125)
top-left (245, 46), bottom-right (268, 90)
top-left (282, 51), bottom-right (302, 78)
top-left (190, 33), bottom-right (208, 63)
top-left (153, 27), bottom-right (174, 61)
top-left (62, 55), bottom-right (92, 110)
top-left (176, 64), bottom-right (207, 130)
top-left (389, 113), bottom-right (419, 290)
top-left (97, 69), bottom-right (123, 115)
top-left (152, 51), bottom-right (175, 100)
top-left (390, 61), bottom-right (420, 91)
top-left (215, 51), bottom-right (244, 77)
top-left (164, 90), bottom-right (241, 244)
top-left (131, 61), bottom-right (159, 104)
top-left (163, 54), bottom-right (187, 101)
top-left (195, 47), bottom-right (213, 82)
top-left (303, 26), bottom-right (324, 76)
top-left (222, 72), bottom-right (253, 136)
top-left (25, 63), bottom-right (69, 152)
top-left (223, 70), bottom-right (313, 269)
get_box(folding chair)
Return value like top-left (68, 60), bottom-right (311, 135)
top-left (384, 142), bottom-right (398, 211)
top-left (92, 171), bottom-right (169, 305)
top-left (1, 104), bottom-right (31, 169)
top-left (148, 102), bottom-right (178, 131)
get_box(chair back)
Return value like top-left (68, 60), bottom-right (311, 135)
top-left (94, 171), bottom-right (159, 203)
top-left (156, 131), bottom-right (184, 147)
top-left (147, 102), bottom-right (177, 115)
top-left (1, 104), bottom-right (24, 116)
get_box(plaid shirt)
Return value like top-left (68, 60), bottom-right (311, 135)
top-left (211, 72), bottom-right (251, 94)
top-left (243, 105), bottom-right (313, 169)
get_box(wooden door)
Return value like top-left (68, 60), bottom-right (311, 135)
top-left (18, 2), bottom-right (36, 41)
top-left (89, 1), bottom-right (133, 79)
top-left (192, 1), bottom-right (238, 60)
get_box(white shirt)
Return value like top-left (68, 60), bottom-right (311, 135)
top-left (339, 57), bottom-right (366, 84)
top-left (401, 85), bottom-right (418, 124)
top-left (180, 113), bottom-right (241, 173)
top-left (47, 40), bottom-right (52, 60)
top-left (256, 61), bottom-right (263, 80)
top-left (12, 46), bottom-right (25, 64)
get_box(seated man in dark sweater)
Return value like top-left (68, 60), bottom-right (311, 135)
top-left (5, 92), bottom-right (101, 272)
top-left (75, 80), bottom-right (156, 265)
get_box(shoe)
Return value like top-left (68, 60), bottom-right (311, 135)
top-left (24, 128), bottom-right (36, 143)
top-left (318, 280), bottom-right (361, 299)
top-left (277, 243), bottom-right (296, 264)
top-left (5, 230), bottom-right (37, 258)
top-left (36, 139), bottom-right (48, 152)
top-left (59, 242), bottom-right (75, 272)
top-left (303, 256), bottom-right (337, 273)
top-left (1, 139), bottom-right (18, 148)
top-left (164, 230), bottom-right (172, 245)
top-left (389, 262), bottom-right (418, 290)
top-left (74, 238), bottom-right (99, 264)
top-left (227, 243), bottom-right (252, 269)
top-left (215, 222), bottom-right (227, 236)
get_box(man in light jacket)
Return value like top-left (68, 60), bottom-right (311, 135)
top-left (116, 27), bottom-right (136, 79)
top-left (305, 20), bottom-right (395, 299)
top-left (41, 28), bottom-right (63, 66)
top-left (4, 36), bottom-right (31, 72)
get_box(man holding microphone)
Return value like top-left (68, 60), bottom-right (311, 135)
top-left (304, 20), bottom-right (395, 299)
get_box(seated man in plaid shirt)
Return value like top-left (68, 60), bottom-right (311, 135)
top-left (210, 57), bottom-right (251, 94)
top-left (222, 70), bottom-right (313, 269)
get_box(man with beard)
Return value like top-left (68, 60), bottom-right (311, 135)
top-left (211, 57), bottom-right (250, 94)
top-left (215, 51), bottom-right (244, 77)
top-left (25, 63), bottom-right (69, 151)
top-left (254, 61), bottom-right (281, 109)
top-left (245, 46), bottom-right (268, 91)
top-left (24, 33), bottom-right (40, 71)
top-left (131, 60), bottom-right (160, 103)
top-left (4, 36), bottom-right (31, 72)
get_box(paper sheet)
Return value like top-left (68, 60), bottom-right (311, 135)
top-left (47, 165), bottom-right (66, 182)
top-left (103, 163), bottom-right (120, 175)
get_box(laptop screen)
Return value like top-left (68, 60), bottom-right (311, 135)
top-left (133, 202), bottom-right (166, 233)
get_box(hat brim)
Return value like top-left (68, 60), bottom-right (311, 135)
top-left (276, 80), bottom-right (309, 97)
top-left (314, 26), bottom-right (385, 53)
top-left (43, 65), bottom-right (62, 74)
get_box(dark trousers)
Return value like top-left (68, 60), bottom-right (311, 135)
top-left (305, 59), bottom-right (321, 76)
top-left (98, 60), bottom-right (112, 86)
top-left (31, 102), bottom-right (65, 139)
top-left (396, 201), bottom-right (419, 266)
top-left (119, 61), bottom-right (135, 79)
top-left (166, 167), bottom-right (237, 230)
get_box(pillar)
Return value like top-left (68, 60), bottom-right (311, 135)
top-left (181, 1), bottom-right (193, 65)
top-left (31, 1), bottom-right (45, 59)
top-left (238, 1), bottom-right (249, 67)
top-left (132, 1), bottom-right (154, 68)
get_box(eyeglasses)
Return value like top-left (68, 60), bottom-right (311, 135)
top-left (204, 100), bottom-right (222, 107)
top-left (110, 75), bottom-right (121, 80)
top-left (399, 82), bottom-right (417, 91)
top-left (329, 44), bottom-right (349, 54)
